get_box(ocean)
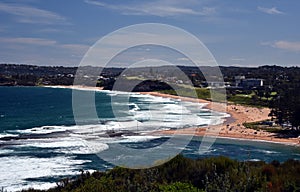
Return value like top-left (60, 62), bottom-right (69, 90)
top-left (0, 86), bottom-right (299, 191)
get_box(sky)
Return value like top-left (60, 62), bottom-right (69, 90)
top-left (0, 0), bottom-right (300, 67)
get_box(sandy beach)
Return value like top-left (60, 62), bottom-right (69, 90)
top-left (139, 92), bottom-right (300, 146)
top-left (43, 86), bottom-right (299, 146)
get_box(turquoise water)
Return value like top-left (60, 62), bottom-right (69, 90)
top-left (0, 86), bottom-right (299, 191)
top-left (0, 87), bottom-right (75, 130)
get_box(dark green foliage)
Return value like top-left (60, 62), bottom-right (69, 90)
top-left (159, 182), bottom-right (202, 192)
top-left (20, 155), bottom-right (300, 192)
top-left (270, 78), bottom-right (300, 131)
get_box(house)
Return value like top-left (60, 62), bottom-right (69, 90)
top-left (240, 78), bottom-right (263, 88)
top-left (234, 76), bottom-right (263, 89)
top-left (206, 81), bottom-right (230, 88)
top-left (234, 76), bottom-right (245, 87)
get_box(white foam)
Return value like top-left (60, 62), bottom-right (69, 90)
top-left (0, 149), bottom-right (14, 154)
top-left (128, 103), bottom-right (140, 112)
top-left (105, 120), bottom-right (143, 131)
top-left (119, 135), bottom-right (161, 143)
top-left (0, 132), bottom-right (18, 138)
top-left (128, 94), bottom-right (152, 98)
top-left (0, 89), bottom-right (231, 191)
top-left (133, 111), bottom-right (152, 121)
top-left (0, 156), bottom-right (90, 192)
top-left (161, 104), bottom-right (190, 114)
top-left (181, 101), bottom-right (208, 108)
top-left (106, 92), bottom-right (118, 96)
top-left (249, 158), bottom-right (261, 162)
top-left (24, 138), bottom-right (85, 148)
top-left (46, 85), bottom-right (104, 93)
top-left (15, 124), bottom-right (107, 135)
top-left (56, 141), bottom-right (109, 154)
top-left (16, 125), bottom-right (69, 134)
top-left (82, 140), bottom-right (109, 153)
top-left (71, 124), bottom-right (107, 134)
top-left (254, 149), bottom-right (280, 154)
top-left (136, 95), bottom-right (173, 103)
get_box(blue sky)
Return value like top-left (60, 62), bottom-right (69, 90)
top-left (0, 0), bottom-right (299, 67)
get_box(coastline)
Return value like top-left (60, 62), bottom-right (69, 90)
top-left (42, 85), bottom-right (104, 91)
top-left (41, 85), bottom-right (299, 146)
top-left (139, 92), bottom-right (300, 146)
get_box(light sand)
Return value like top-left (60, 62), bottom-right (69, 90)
top-left (139, 92), bottom-right (300, 146)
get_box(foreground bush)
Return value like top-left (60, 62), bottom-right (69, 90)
top-left (22, 155), bottom-right (300, 192)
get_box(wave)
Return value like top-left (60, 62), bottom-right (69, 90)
top-left (0, 155), bottom-right (90, 191)
top-left (128, 103), bottom-right (140, 112)
top-left (0, 87), bottom-right (232, 191)
top-left (248, 158), bottom-right (261, 162)
top-left (23, 138), bottom-right (86, 148)
top-left (118, 135), bottom-right (161, 143)
top-left (0, 132), bottom-right (18, 138)
top-left (56, 141), bottom-right (109, 154)
top-left (253, 149), bottom-right (280, 154)
top-left (0, 149), bottom-right (14, 154)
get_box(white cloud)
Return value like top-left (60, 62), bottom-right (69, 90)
top-left (272, 41), bottom-right (300, 52)
top-left (0, 37), bottom-right (57, 46)
top-left (0, 37), bottom-right (89, 51)
top-left (84, 0), bottom-right (215, 17)
top-left (0, 37), bottom-right (90, 65)
top-left (257, 6), bottom-right (284, 15)
top-left (0, 2), bottom-right (68, 24)
top-left (261, 40), bottom-right (300, 52)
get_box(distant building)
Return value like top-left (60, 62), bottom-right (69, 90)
top-left (234, 76), bottom-right (245, 87)
top-left (240, 79), bottom-right (263, 88)
top-left (176, 80), bottom-right (183, 84)
top-left (206, 81), bottom-right (230, 88)
top-left (235, 76), bottom-right (264, 89)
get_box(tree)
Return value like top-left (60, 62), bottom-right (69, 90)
top-left (270, 80), bottom-right (300, 131)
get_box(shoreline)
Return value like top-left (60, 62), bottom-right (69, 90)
top-left (139, 92), bottom-right (300, 146)
top-left (41, 85), bottom-right (299, 146)
top-left (42, 85), bottom-right (104, 91)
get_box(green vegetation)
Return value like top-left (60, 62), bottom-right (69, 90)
top-left (21, 155), bottom-right (300, 192)
top-left (160, 87), bottom-right (271, 107)
top-left (227, 90), bottom-right (270, 107)
top-left (243, 121), bottom-right (290, 134)
top-left (125, 76), bottom-right (145, 81)
top-left (159, 88), bottom-right (209, 100)
top-left (227, 94), bottom-right (255, 106)
top-left (270, 78), bottom-right (300, 131)
top-left (158, 182), bottom-right (202, 192)
top-left (159, 87), bottom-right (226, 102)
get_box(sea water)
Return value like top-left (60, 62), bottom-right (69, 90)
top-left (0, 86), bottom-right (299, 191)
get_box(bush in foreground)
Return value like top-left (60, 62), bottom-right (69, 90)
top-left (21, 155), bottom-right (300, 192)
